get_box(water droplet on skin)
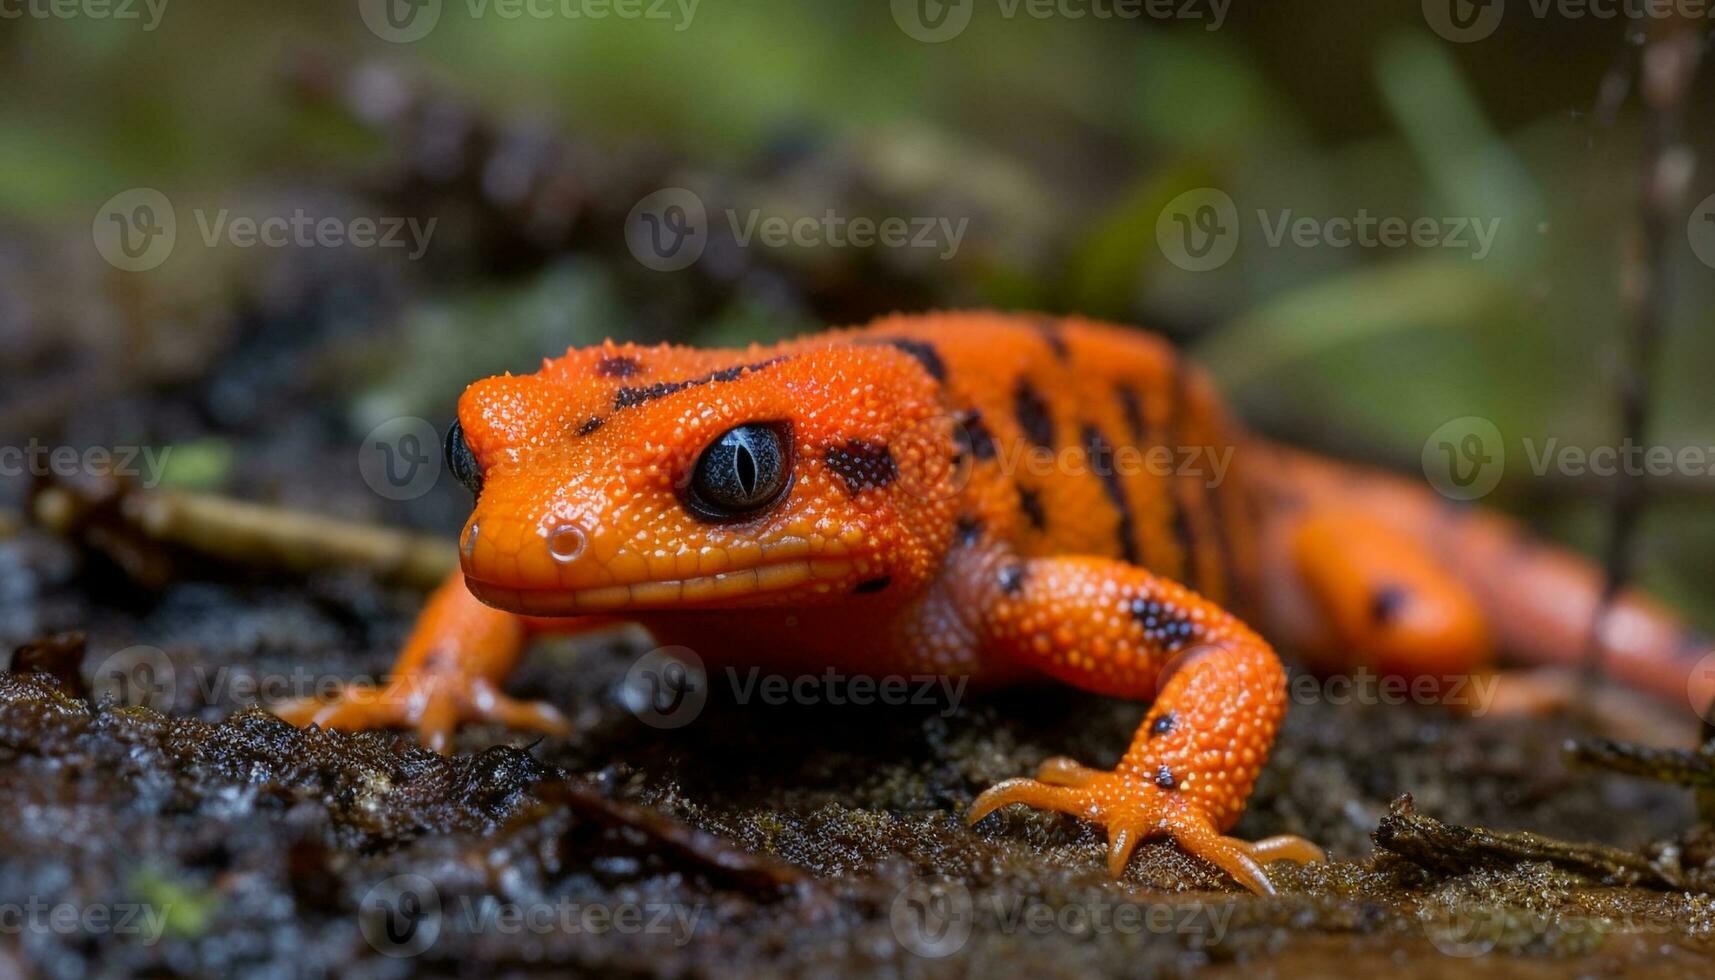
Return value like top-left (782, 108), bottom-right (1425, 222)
top-left (461, 521), bottom-right (480, 560)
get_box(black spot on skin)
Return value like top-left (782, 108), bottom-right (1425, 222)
top-left (1129, 595), bottom-right (1197, 650)
top-left (1017, 486), bottom-right (1046, 531)
top-left (1014, 379), bottom-right (1055, 450)
top-left (1206, 475), bottom-right (1239, 610)
top-left (576, 416), bottom-right (605, 437)
top-left (954, 412), bottom-right (997, 461)
top-left (1162, 350), bottom-right (1204, 593)
top-left (1117, 385), bottom-right (1147, 442)
top-left (1034, 318), bottom-right (1070, 360)
top-left (956, 516), bottom-right (984, 547)
top-left (1149, 713), bottom-right (1175, 738)
top-left (1155, 765), bottom-right (1177, 790)
top-left (853, 576), bottom-right (891, 594)
top-left (595, 355), bottom-right (642, 378)
top-left (867, 338), bottom-right (947, 382)
top-left (1370, 586), bottom-right (1409, 626)
top-left (1083, 424), bottom-right (1140, 565)
top-left (823, 439), bottom-right (897, 495)
top-left (614, 357), bottom-right (787, 410)
top-left (998, 564), bottom-right (1026, 595)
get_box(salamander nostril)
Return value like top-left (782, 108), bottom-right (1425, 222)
top-left (544, 523), bottom-right (587, 563)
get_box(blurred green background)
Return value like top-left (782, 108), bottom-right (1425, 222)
top-left (1, 0), bottom-right (1712, 621)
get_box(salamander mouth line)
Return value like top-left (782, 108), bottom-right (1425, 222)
top-left (465, 558), bottom-right (861, 614)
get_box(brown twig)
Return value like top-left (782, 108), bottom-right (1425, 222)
top-left (31, 473), bottom-right (456, 591)
top-left (1586, 16), bottom-right (1705, 693)
top-left (7, 632), bottom-right (89, 699)
top-left (1373, 794), bottom-right (1699, 891)
top-left (1567, 728), bottom-right (1715, 822)
top-left (1565, 736), bottom-right (1715, 787)
top-left (532, 780), bottom-right (813, 898)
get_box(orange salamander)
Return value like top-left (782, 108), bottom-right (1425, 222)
top-left (273, 311), bottom-right (1713, 895)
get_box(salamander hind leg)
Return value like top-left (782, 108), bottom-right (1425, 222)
top-left (1284, 509), bottom-right (1492, 681)
top-left (961, 555), bottom-right (1323, 895)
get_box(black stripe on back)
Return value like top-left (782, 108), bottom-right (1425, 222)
top-left (955, 411), bottom-right (997, 461)
top-left (1083, 423), bottom-right (1140, 565)
top-left (1018, 485), bottom-right (1047, 531)
top-left (1014, 379), bottom-right (1055, 450)
top-left (614, 357), bottom-right (787, 410)
top-left (1163, 351), bottom-right (1199, 589)
top-left (861, 337), bottom-right (947, 382)
top-left (1116, 385), bottom-right (1147, 443)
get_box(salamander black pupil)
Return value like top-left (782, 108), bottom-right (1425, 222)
top-left (690, 423), bottom-right (789, 518)
top-left (736, 443), bottom-right (757, 496)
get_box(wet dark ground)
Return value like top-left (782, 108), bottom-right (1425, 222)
top-left (2, 522), bottom-right (1714, 978)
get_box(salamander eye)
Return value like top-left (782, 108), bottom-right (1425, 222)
top-left (688, 423), bottom-right (791, 519)
top-left (445, 420), bottom-right (483, 498)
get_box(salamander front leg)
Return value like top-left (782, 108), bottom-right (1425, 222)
top-left (961, 555), bottom-right (1323, 895)
top-left (271, 571), bottom-right (584, 753)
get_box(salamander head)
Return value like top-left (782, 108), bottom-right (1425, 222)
top-left (448, 340), bottom-right (960, 615)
